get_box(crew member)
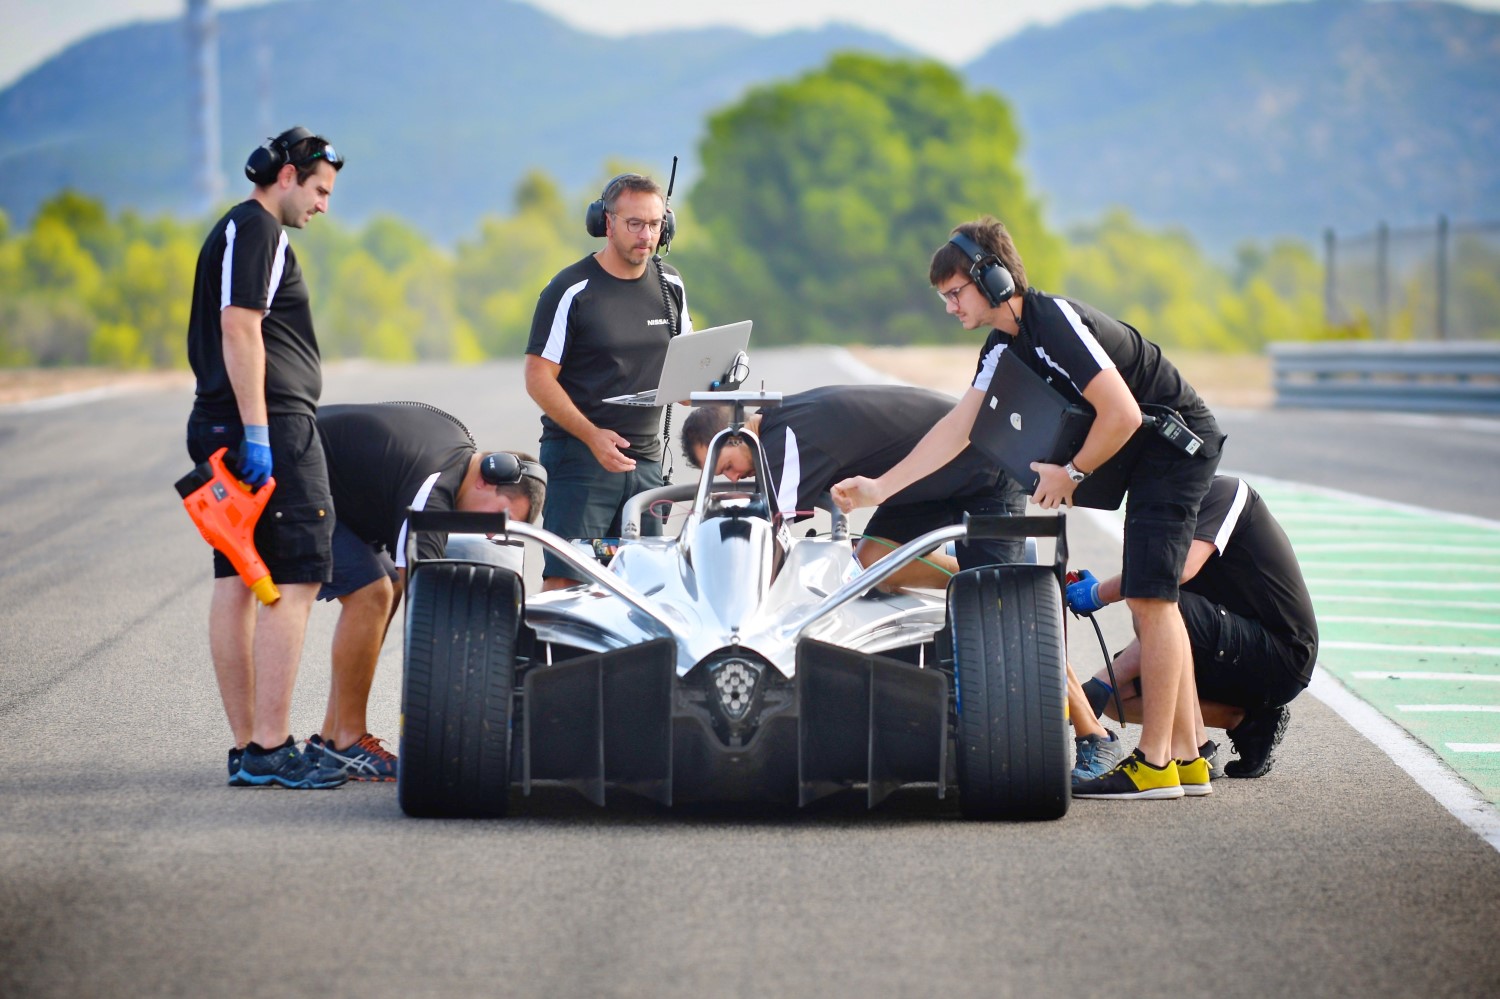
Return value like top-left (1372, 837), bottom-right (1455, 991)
top-left (1070, 475), bottom-right (1318, 778)
top-left (681, 384), bottom-right (1028, 588)
top-left (308, 402), bottom-right (545, 781)
top-left (185, 126), bottom-right (345, 789)
top-left (524, 173), bottom-right (692, 591)
top-left (832, 217), bottom-right (1226, 800)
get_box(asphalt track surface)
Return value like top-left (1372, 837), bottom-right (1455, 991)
top-left (2, 348), bottom-right (1498, 998)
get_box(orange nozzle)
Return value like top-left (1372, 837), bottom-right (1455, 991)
top-left (175, 447), bottom-right (280, 605)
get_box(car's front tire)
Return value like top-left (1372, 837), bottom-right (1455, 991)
top-left (947, 565), bottom-right (1070, 821)
top-left (399, 561), bottom-right (521, 818)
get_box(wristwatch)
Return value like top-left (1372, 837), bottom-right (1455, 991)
top-left (1063, 461), bottom-right (1090, 484)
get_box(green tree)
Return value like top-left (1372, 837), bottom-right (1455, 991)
top-left (679, 54), bottom-right (1061, 346)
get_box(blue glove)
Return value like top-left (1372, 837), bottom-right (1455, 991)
top-left (1066, 569), bottom-right (1104, 615)
top-left (237, 424), bottom-right (273, 487)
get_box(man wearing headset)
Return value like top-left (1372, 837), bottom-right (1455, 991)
top-left (306, 402), bottom-right (546, 781)
top-left (832, 216), bottom-right (1226, 801)
top-left (680, 384), bottom-right (1028, 589)
top-left (185, 126), bottom-right (345, 789)
top-left (524, 173), bottom-right (692, 592)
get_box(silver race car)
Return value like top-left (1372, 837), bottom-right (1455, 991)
top-left (398, 392), bottom-right (1071, 821)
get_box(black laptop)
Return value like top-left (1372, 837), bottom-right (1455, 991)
top-left (969, 347), bottom-right (1144, 510)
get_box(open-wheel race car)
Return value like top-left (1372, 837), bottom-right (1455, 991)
top-left (397, 391), bottom-right (1073, 821)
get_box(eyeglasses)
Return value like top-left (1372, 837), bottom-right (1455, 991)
top-left (937, 280), bottom-right (973, 305)
top-left (610, 212), bottom-right (665, 234)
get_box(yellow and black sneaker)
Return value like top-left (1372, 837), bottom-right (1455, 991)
top-left (1175, 755), bottom-right (1214, 797)
top-left (1072, 749), bottom-right (1184, 800)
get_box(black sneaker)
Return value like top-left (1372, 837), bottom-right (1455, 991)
top-left (227, 747), bottom-right (248, 787)
top-left (1225, 705), bottom-right (1291, 778)
top-left (237, 737), bottom-right (348, 789)
top-left (1200, 739), bottom-right (1223, 780)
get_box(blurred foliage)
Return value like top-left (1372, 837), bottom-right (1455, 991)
top-left (5, 54), bottom-right (1492, 373)
top-left (674, 54), bottom-right (1060, 345)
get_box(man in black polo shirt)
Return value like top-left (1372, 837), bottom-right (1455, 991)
top-left (833, 216), bottom-right (1226, 800)
top-left (1071, 476), bottom-right (1319, 778)
top-left (524, 173), bottom-right (692, 591)
top-left (308, 402), bottom-right (546, 781)
top-left (681, 384), bottom-right (1027, 587)
top-left (185, 126), bottom-right (344, 789)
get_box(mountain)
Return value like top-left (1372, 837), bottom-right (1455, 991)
top-left (966, 0), bottom-right (1500, 249)
top-left (0, 0), bottom-right (911, 238)
top-left (0, 0), bottom-right (1495, 252)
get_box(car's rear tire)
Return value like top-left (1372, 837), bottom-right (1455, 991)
top-left (399, 561), bottom-right (522, 818)
top-left (947, 565), bottom-right (1070, 821)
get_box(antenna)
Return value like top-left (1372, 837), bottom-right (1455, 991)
top-left (665, 155), bottom-right (678, 202)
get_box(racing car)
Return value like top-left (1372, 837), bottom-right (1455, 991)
top-left (397, 391), bottom-right (1071, 821)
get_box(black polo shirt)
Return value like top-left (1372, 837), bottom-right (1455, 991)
top-left (526, 254), bottom-right (691, 461)
top-left (317, 403), bottom-right (476, 565)
top-left (188, 200), bottom-right (321, 422)
top-left (1186, 476), bottom-right (1320, 683)
top-left (971, 288), bottom-right (1217, 440)
top-left (756, 384), bottom-right (1001, 520)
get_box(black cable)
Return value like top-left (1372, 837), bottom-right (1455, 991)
top-left (1082, 610), bottom-right (1128, 729)
top-left (653, 254), bottom-right (679, 487)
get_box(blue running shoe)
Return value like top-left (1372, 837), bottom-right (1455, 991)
top-left (320, 734), bottom-right (398, 782)
top-left (227, 747), bottom-right (249, 787)
top-left (304, 733), bottom-right (325, 765)
top-left (237, 737), bottom-right (347, 789)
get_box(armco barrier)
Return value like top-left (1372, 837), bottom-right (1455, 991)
top-left (1268, 341), bottom-right (1500, 415)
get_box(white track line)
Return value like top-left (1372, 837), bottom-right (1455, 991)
top-left (1310, 672), bottom-right (1500, 852)
top-left (1397, 705), bottom-right (1500, 713)
top-left (1352, 671), bottom-right (1500, 682)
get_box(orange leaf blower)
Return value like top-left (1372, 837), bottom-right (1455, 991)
top-left (175, 447), bottom-right (281, 605)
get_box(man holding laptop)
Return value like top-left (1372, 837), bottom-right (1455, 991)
top-left (524, 173), bottom-right (696, 590)
top-left (832, 216), bottom-right (1226, 800)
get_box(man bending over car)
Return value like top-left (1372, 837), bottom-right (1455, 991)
top-left (681, 384), bottom-right (1027, 589)
top-left (307, 402), bottom-right (545, 781)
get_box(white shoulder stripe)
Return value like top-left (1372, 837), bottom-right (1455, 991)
top-left (665, 272), bottom-right (693, 332)
top-left (541, 279), bottom-right (590, 362)
top-left (1053, 298), bottom-right (1115, 370)
top-left (263, 231), bottom-right (289, 315)
top-left (395, 472), bottom-right (444, 568)
top-left (974, 341), bottom-right (1006, 391)
top-left (220, 219), bottom-right (237, 312)
top-left (776, 427), bottom-right (801, 518)
top-left (1211, 478), bottom-right (1251, 553)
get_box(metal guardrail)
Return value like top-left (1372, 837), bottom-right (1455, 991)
top-left (1268, 341), bottom-right (1500, 415)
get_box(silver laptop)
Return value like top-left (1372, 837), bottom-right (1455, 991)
top-left (604, 320), bottom-right (753, 406)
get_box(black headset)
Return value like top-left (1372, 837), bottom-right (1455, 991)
top-left (480, 452), bottom-right (548, 488)
top-left (947, 231), bottom-right (1015, 307)
top-left (585, 173), bottom-right (676, 252)
top-left (244, 126), bottom-right (338, 186)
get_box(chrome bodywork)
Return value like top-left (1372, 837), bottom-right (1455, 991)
top-left (512, 414), bottom-right (956, 677)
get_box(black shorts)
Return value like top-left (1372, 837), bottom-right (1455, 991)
top-left (186, 412), bottom-right (334, 585)
top-left (1179, 590), bottom-right (1308, 710)
top-left (318, 521), bottom-right (397, 601)
top-left (864, 477), bottom-right (1029, 568)
top-left (1119, 430), bottom-right (1224, 602)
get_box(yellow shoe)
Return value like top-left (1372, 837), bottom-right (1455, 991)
top-left (1175, 755), bottom-right (1214, 797)
top-left (1072, 749), bottom-right (1184, 800)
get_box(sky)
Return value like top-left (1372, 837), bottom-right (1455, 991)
top-left (7, 0), bottom-right (1498, 90)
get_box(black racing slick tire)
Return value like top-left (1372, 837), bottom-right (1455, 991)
top-left (399, 561), bottom-right (522, 818)
top-left (947, 565), bottom-right (1070, 821)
